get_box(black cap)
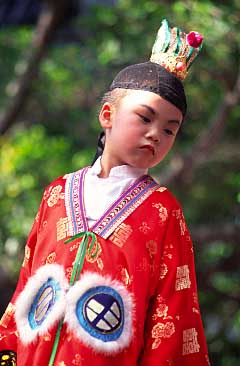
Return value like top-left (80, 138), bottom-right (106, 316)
top-left (110, 61), bottom-right (187, 116)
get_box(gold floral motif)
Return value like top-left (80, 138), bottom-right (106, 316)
top-left (72, 353), bottom-right (84, 365)
top-left (45, 251), bottom-right (56, 264)
top-left (0, 330), bottom-right (18, 342)
top-left (35, 211), bottom-right (40, 223)
top-left (172, 209), bottom-right (187, 236)
top-left (22, 245), bottom-right (31, 267)
top-left (152, 202), bottom-right (168, 224)
top-left (109, 223), bottom-right (133, 248)
top-left (182, 328), bottom-right (200, 355)
top-left (69, 242), bottom-right (80, 252)
top-left (193, 292), bottom-right (199, 304)
top-left (139, 221), bottom-right (151, 234)
top-left (152, 322), bottom-right (175, 349)
top-left (175, 265), bottom-right (191, 291)
top-left (0, 303), bottom-right (15, 328)
top-left (153, 303), bottom-right (168, 320)
top-left (159, 263), bottom-right (168, 279)
top-left (42, 331), bottom-right (51, 341)
top-left (151, 296), bottom-right (176, 349)
top-left (162, 243), bottom-right (174, 260)
top-left (166, 360), bottom-right (175, 366)
top-left (152, 295), bottom-right (173, 321)
top-left (47, 185), bottom-right (64, 207)
top-left (192, 307), bottom-right (200, 314)
top-left (56, 217), bottom-right (69, 241)
top-left (120, 267), bottom-right (132, 286)
top-left (152, 337), bottom-right (162, 349)
top-left (66, 267), bottom-right (73, 282)
top-left (156, 187), bottom-right (167, 192)
top-left (146, 240), bottom-right (157, 258)
top-left (56, 362), bottom-right (66, 366)
top-left (97, 258), bottom-right (104, 270)
top-left (136, 257), bottom-right (148, 272)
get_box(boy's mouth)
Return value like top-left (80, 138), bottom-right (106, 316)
top-left (140, 145), bottom-right (155, 155)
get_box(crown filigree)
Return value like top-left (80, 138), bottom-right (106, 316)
top-left (150, 19), bottom-right (204, 80)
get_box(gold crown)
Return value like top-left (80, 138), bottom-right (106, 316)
top-left (150, 19), bottom-right (204, 80)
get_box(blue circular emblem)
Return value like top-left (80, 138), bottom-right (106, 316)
top-left (28, 278), bottom-right (60, 329)
top-left (76, 286), bottom-right (124, 342)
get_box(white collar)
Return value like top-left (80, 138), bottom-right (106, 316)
top-left (89, 157), bottom-right (147, 179)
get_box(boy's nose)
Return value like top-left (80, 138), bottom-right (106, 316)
top-left (146, 128), bottom-right (160, 143)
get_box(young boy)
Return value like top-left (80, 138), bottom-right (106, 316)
top-left (0, 19), bottom-right (210, 366)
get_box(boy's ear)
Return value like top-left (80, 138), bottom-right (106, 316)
top-left (99, 102), bottom-right (114, 128)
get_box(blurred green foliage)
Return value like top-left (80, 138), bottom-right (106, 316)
top-left (0, 1), bottom-right (239, 365)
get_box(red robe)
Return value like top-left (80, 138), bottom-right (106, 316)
top-left (0, 168), bottom-right (210, 366)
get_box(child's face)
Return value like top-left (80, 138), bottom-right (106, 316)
top-left (99, 89), bottom-right (183, 171)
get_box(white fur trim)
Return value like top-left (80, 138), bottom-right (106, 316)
top-left (64, 271), bottom-right (134, 354)
top-left (15, 264), bottom-right (69, 345)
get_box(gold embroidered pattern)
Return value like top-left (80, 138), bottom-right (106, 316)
top-left (72, 354), bottom-right (84, 365)
top-left (146, 240), bottom-right (158, 258)
top-left (152, 322), bottom-right (175, 349)
top-left (151, 295), bottom-right (175, 349)
top-left (156, 187), bottom-right (167, 192)
top-left (97, 258), bottom-right (104, 271)
top-left (172, 209), bottom-right (187, 236)
top-left (192, 292), bottom-right (200, 314)
top-left (22, 245), bottom-right (30, 267)
top-left (47, 185), bottom-right (64, 207)
top-left (35, 211), bottom-right (40, 223)
top-left (192, 307), bottom-right (200, 314)
top-left (159, 263), bottom-right (168, 279)
top-left (139, 221), bottom-right (151, 234)
top-left (175, 265), bottom-right (191, 291)
top-left (152, 203), bottom-right (168, 224)
top-left (45, 252), bottom-right (56, 264)
top-left (182, 328), bottom-right (200, 355)
top-left (152, 295), bottom-right (173, 321)
top-left (162, 243), bottom-right (174, 260)
top-left (69, 242), bottom-right (80, 252)
top-left (66, 267), bottom-right (73, 282)
top-left (109, 223), bottom-right (133, 248)
top-left (42, 331), bottom-right (51, 341)
top-left (57, 217), bottom-right (69, 241)
top-left (136, 257), bottom-right (148, 272)
top-left (0, 303), bottom-right (15, 328)
top-left (120, 267), bottom-right (132, 286)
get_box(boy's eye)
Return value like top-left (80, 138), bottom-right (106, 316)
top-left (138, 114), bottom-right (151, 123)
top-left (164, 129), bottom-right (175, 136)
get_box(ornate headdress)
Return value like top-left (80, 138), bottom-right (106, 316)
top-left (110, 19), bottom-right (204, 116)
top-left (92, 19), bottom-right (203, 163)
top-left (150, 18), bottom-right (203, 81)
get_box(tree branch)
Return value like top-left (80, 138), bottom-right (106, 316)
top-left (0, 0), bottom-right (70, 135)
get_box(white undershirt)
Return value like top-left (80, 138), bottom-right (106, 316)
top-left (84, 157), bottom-right (147, 227)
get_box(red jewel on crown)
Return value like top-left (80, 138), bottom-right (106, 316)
top-left (186, 31), bottom-right (204, 48)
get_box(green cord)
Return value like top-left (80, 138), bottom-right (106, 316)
top-left (48, 231), bottom-right (98, 366)
top-left (48, 319), bottom-right (63, 366)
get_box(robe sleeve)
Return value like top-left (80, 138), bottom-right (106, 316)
top-left (0, 199), bottom-right (42, 364)
top-left (139, 203), bottom-right (210, 366)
